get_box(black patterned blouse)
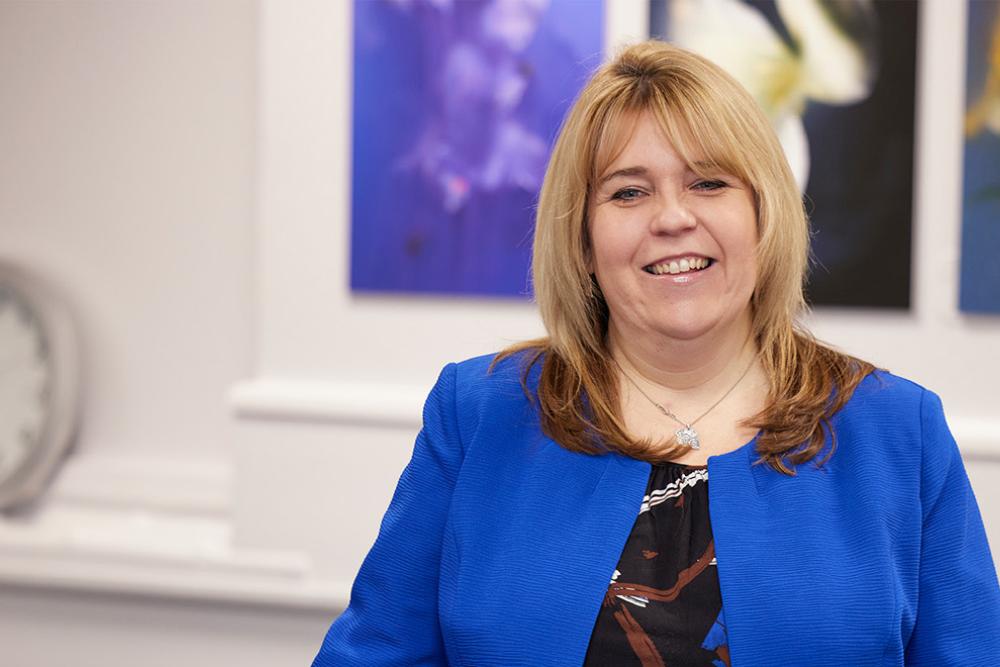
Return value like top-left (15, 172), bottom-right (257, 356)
top-left (583, 461), bottom-right (731, 667)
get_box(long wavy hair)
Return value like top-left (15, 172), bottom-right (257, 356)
top-left (493, 40), bottom-right (876, 476)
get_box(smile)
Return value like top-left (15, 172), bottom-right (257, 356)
top-left (643, 257), bottom-right (714, 275)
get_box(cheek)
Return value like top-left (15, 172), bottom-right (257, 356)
top-left (590, 217), bottom-right (637, 273)
top-left (590, 229), bottom-right (612, 273)
top-left (737, 241), bottom-right (760, 297)
top-left (728, 212), bottom-right (759, 270)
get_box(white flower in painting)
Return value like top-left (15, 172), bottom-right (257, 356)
top-left (664, 0), bottom-right (879, 190)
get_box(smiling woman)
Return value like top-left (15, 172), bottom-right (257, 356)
top-left (501, 40), bottom-right (850, 472)
top-left (589, 110), bottom-right (759, 359)
top-left (313, 40), bottom-right (1000, 666)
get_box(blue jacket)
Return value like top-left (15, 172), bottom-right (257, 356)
top-left (313, 351), bottom-right (1000, 666)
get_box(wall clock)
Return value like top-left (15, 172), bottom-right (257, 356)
top-left (0, 261), bottom-right (80, 510)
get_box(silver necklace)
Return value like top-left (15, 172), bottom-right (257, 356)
top-left (612, 352), bottom-right (757, 450)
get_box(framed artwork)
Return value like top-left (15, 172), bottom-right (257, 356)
top-left (650, 0), bottom-right (919, 308)
top-left (960, 0), bottom-right (1000, 314)
top-left (351, 0), bottom-right (604, 297)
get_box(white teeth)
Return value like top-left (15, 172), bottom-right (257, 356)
top-left (646, 257), bottom-right (709, 275)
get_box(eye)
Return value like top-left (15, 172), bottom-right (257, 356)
top-left (693, 180), bottom-right (727, 191)
top-left (692, 180), bottom-right (728, 191)
top-left (611, 187), bottom-right (645, 202)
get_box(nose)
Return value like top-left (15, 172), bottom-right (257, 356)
top-left (649, 189), bottom-right (697, 235)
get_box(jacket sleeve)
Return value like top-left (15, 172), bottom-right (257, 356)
top-left (904, 389), bottom-right (1000, 664)
top-left (312, 363), bottom-right (463, 666)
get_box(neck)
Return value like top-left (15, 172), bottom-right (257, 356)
top-left (607, 313), bottom-right (757, 396)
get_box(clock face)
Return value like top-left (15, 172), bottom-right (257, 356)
top-left (0, 286), bottom-right (50, 487)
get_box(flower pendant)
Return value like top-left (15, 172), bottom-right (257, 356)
top-left (676, 426), bottom-right (700, 449)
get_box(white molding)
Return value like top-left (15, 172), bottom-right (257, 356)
top-left (48, 454), bottom-right (233, 516)
top-left (0, 504), bottom-right (348, 611)
top-left (229, 378), bottom-right (425, 428)
top-left (227, 379), bottom-right (1000, 458)
top-left (0, 451), bottom-right (350, 611)
top-left (954, 418), bottom-right (1000, 461)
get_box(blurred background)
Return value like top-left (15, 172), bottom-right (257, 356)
top-left (0, 0), bottom-right (997, 665)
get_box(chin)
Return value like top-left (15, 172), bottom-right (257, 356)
top-left (649, 309), bottom-right (750, 342)
top-left (650, 321), bottom-right (718, 342)
top-left (660, 328), bottom-right (711, 341)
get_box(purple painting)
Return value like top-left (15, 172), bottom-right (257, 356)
top-left (351, 0), bottom-right (604, 297)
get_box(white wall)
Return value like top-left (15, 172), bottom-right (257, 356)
top-left (0, 1), bottom-right (997, 665)
top-left (0, 0), bottom-right (256, 462)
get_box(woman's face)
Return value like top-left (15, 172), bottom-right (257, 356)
top-left (587, 110), bottom-right (758, 345)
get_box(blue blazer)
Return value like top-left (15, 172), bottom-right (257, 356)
top-left (313, 351), bottom-right (1000, 666)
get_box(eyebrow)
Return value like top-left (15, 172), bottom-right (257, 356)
top-left (595, 161), bottom-right (723, 188)
top-left (596, 166), bottom-right (649, 188)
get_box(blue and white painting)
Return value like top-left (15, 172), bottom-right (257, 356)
top-left (650, 0), bottom-right (918, 309)
top-left (351, 0), bottom-right (604, 296)
top-left (960, 0), bottom-right (1000, 314)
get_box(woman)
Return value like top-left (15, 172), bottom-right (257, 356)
top-left (313, 41), bottom-right (1000, 666)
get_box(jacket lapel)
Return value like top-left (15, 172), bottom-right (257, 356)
top-left (708, 443), bottom-right (896, 666)
top-left (447, 436), bottom-right (651, 666)
top-left (534, 450), bottom-right (652, 665)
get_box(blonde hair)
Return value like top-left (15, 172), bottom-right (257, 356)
top-left (495, 40), bottom-right (875, 475)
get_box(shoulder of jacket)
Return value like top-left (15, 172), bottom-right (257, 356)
top-left (842, 368), bottom-right (931, 416)
top-left (832, 369), bottom-right (949, 474)
top-left (449, 349), bottom-right (539, 412)
top-left (423, 350), bottom-right (542, 454)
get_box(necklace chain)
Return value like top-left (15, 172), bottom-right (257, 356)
top-left (612, 346), bottom-right (758, 449)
